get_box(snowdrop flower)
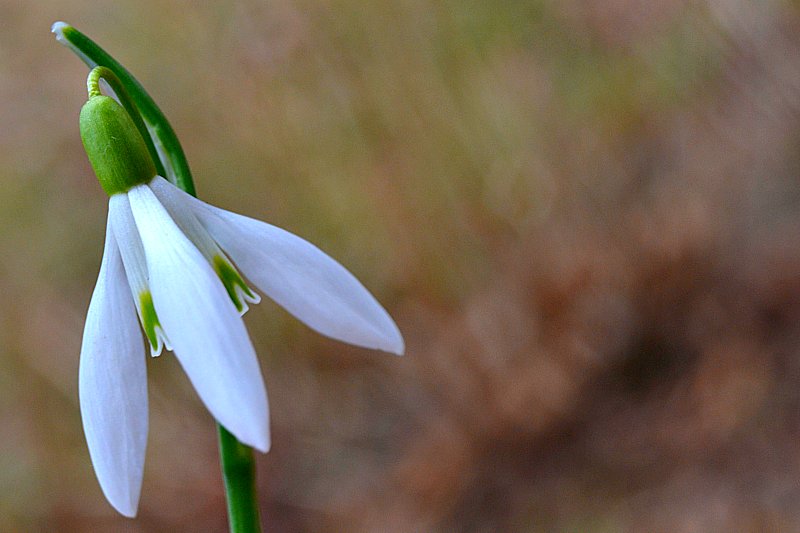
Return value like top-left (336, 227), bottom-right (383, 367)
top-left (78, 93), bottom-right (403, 516)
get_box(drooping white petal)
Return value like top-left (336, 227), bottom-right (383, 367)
top-left (109, 193), bottom-right (170, 356)
top-left (149, 177), bottom-right (404, 355)
top-left (126, 184), bottom-right (270, 452)
top-left (144, 177), bottom-right (260, 315)
top-left (109, 195), bottom-right (148, 296)
top-left (79, 215), bottom-right (148, 518)
top-left (145, 177), bottom-right (225, 260)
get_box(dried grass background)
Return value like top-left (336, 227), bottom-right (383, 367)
top-left (2, 1), bottom-right (800, 531)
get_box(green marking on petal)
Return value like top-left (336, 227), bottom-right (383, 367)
top-left (139, 290), bottom-right (161, 351)
top-left (213, 255), bottom-right (256, 313)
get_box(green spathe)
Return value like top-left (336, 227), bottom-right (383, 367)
top-left (79, 95), bottom-right (156, 196)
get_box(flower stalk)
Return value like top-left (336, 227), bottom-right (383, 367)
top-left (219, 425), bottom-right (262, 533)
top-left (55, 22), bottom-right (260, 532)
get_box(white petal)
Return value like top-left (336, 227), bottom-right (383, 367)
top-left (145, 177), bottom-right (224, 261)
top-left (149, 177), bottom-right (404, 355)
top-left (109, 194), bottom-right (170, 357)
top-left (79, 215), bottom-right (148, 517)
top-left (109, 195), bottom-right (148, 296)
top-left (127, 184), bottom-right (270, 452)
top-left (145, 177), bottom-right (260, 315)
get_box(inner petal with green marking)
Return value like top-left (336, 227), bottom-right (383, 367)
top-left (212, 255), bottom-right (260, 314)
top-left (139, 290), bottom-right (166, 354)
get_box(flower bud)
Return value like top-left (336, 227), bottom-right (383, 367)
top-left (79, 95), bottom-right (156, 196)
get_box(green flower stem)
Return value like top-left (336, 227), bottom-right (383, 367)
top-left (218, 425), bottom-right (263, 533)
top-left (56, 23), bottom-right (260, 532)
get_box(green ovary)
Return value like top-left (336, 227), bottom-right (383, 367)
top-left (79, 95), bottom-right (156, 196)
top-left (213, 255), bottom-right (256, 312)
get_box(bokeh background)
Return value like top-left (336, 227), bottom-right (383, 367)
top-left (2, 1), bottom-right (800, 531)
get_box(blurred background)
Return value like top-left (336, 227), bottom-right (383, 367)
top-left (2, 0), bottom-right (800, 531)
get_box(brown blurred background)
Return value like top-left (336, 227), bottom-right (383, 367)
top-left (2, 1), bottom-right (800, 531)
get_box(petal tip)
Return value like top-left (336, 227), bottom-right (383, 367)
top-left (252, 422), bottom-right (272, 454)
top-left (253, 435), bottom-right (272, 454)
top-left (101, 481), bottom-right (141, 518)
top-left (390, 345), bottom-right (405, 357)
top-left (236, 424), bottom-right (271, 454)
top-left (383, 330), bottom-right (405, 356)
top-left (380, 321), bottom-right (405, 356)
top-left (113, 501), bottom-right (139, 519)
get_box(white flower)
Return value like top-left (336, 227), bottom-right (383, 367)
top-left (80, 175), bottom-right (404, 516)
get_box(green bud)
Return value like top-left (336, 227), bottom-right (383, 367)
top-left (79, 95), bottom-right (156, 196)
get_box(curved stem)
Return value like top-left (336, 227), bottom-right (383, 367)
top-left (56, 23), bottom-right (261, 532)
